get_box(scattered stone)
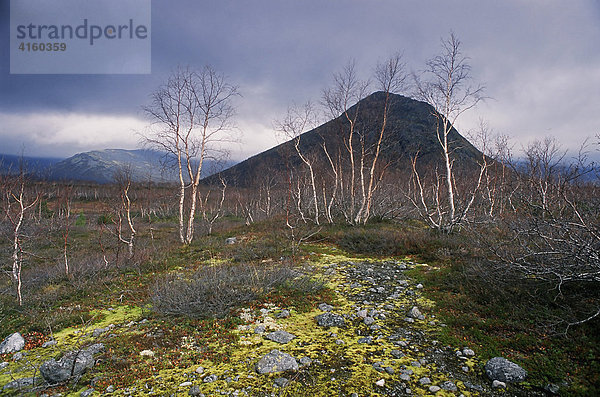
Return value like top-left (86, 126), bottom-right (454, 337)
top-left (256, 349), bottom-right (298, 374)
top-left (390, 349), bottom-right (404, 359)
top-left (363, 317), bottom-right (375, 326)
top-left (265, 330), bottom-right (296, 344)
top-left (188, 385), bottom-right (202, 396)
top-left (375, 379), bottom-right (385, 387)
top-left (80, 389), bottom-right (94, 397)
top-left (400, 374), bottom-right (411, 381)
top-left (225, 237), bottom-right (237, 244)
top-left (404, 317), bottom-right (415, 323)
top-left (0, 332), bottom-right (25, 354)
top-left (418, 377), bottom-right (431, 385)
top-left (318, 303), bottom-right (334, 312)
top-left (299, 357), bottom-right (312, 367)
top-left (106, 385), bottom-right (114, 393)
top-left (42, 340), bottom-right (57, 348)
top-left (0, 362), bottom-right (8, 370)
top-left (254, 325), bottom-right (266, 334)
top-left (385, 367), bottom-right (395, 374)
top-left (492, 380), bottom-right (507, 389)
top-left (180, 381), bottom-right (192, 387)
top-left (40, 343), bottom-right (104, 384)
top-left (203, 374), bottom-right (218, 383)
top-left (461, 366), bottom-right (469, 372)
top-left (195, 366), bottom-right (205, 374)
top-left (315, 313), bottom-right (345, 328)
top-left (92, 324), bottom-right (114, 338)
top-left (429, 385), bottom-right (441, 393)
top-left (440, 381), bottom-right (457, 391)
top-left (12, 352), bottom-right (23, 361)
top-left (357, 309), bottom-right (368, 318)
top-left (277, 309), bottom-right (290, 319)
top-left (462, 347), bottom-right (475, 356)
top-left (357, 336), bottom-right (373, 344)
top-left (274, 377), bottom-right (289, 387)
top-left (335, 339), bottom-right (344, 345)
top-left (416, 283), bottom-right (424, 289)
top-left (408, 306), bottom-right (425, 320)
top-left (140, 349), bottom-right (155, 357)
top-left (464, 381), bottom-right (484, 392)
top-left (485, 357), bottom-right (527, 383)
top-left (2, 377), bottom-right (41, 390)
top-left (545, 383), bottom-right (560, 394)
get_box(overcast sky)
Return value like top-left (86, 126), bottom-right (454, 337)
top-left (1, 0), bottom-right (599, 161)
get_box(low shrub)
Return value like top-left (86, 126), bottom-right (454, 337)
top-left (151, 263), bottom-right (303, 318)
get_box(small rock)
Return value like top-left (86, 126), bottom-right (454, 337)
top-left (335, 339), bottom-right (344, 345)
top-left (440, 381), bottom-right (457, 391)
top-left (318, 303), bottom-right (334, 312)
top-left (0, 362), bottom-right (9, 370)
top-left (545, 383), bottom-right (560, 394)
top-left (419, 377), bottom-right (431, 385)
top-left (188, 385), bottom-right (202, 396)
top-left (299, 357), bottom-right (312, 367)
top-left (461, 366), bottom-right (469, 372)
top-left (80, 389), bottom-right (94, 397)
top-left (385, 367), bottom-right (395, 374)
top-left (140, 350), bottom-right (155, 357)
top-left (12, 352), bottom-right (23, 361)
top-left (256, 349), bottom-right (298, 374)
top-left (492, 380), bottom-right (506, 389)
top-left (375, 379), bottom-right (385, 387)
top-left (416, 283), bottom-right (424, 289)
top-left (265, 330), bottom-right (296, 344)
top-left (462, 348), bottom-right (475, 356)
top-left (274, 377), bottom-right (289, 387)
top-left (2, 377), bottom-right (41, 390)
top-left (42, 340), bottom-right (57, 348)
top-left (357, 309), bottom-right (368, 318)
top-left (180, 381), bottom-right (192, 387)
top-left (106, 385), bottom-right (114, 393)
top-left (277, 310), bottom-right (290, 319)
top-left (195, 366), bottom-right (205, 374)
top-left (485, 357), bottom-right (527, 383)
top-left (357, 336), bottom-right (372, 344)
top-left (225, 237), bottom-right (237, 244)
top-left (0, 333), bottom-right (25, 354)
top-left (429, 385), bottom-right (441, 393)
top-left (400, 374), bottom-right (411, 381)
top-left (390, 349), bottom-right (404, 359)
top-left (254, 325), bottom-right (266, 334)
top-left (203, 374), bottom-right (218, 383)
top-left (315, 313), bottom-right (345, 328)
top-left (363, 317), bottom-right (375, 326)
top-left (408, 306), bottom-right (425, 320)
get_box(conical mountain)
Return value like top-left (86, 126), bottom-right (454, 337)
top-left (212, 92), bottom-right (483, 187)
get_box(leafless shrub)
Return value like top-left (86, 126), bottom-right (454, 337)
top-left (151, 263), bottom-right (303, 318)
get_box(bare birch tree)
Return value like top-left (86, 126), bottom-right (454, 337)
top-left (144, 65), bottom-right (238, 244)
top-left (274, 102), bottom-right (320, 224)
top-left (413, 33), bottom-right (485, 232)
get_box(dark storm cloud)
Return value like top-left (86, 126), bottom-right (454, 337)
top-left (1, 0), bottom-right (599, 159)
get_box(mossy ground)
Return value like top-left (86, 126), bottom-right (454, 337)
top-left (1, 221), bottom-right (597, 396)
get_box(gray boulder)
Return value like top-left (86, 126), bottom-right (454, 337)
top-left (256, 349), bottom-right (298, 374)
top-left (485, 357), bottom-right (527, 383)
top-left (265, 330), bottom-right (296, 344)
top-left (2, 377), bottom-right (42, 390)
top-left (315, 312), bottom-right (345, 328)
top-left (40, 343), bottom-right (104, 384)
top-left (318, 303), bottom-right (334, 312)
top-left (0, 332), bottom-right (25, 354)
top-left (408, 306), bottom-right (425, 320)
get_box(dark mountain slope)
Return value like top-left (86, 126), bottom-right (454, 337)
top-left (210, 92), bottom-right (483, 187)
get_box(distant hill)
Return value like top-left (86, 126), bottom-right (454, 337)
top-left (1, 149), bottom-right (234, 184)
top-left (0, 153), bottom-right (63, 176)
top-left (209, 92), bottom-right (483, 187)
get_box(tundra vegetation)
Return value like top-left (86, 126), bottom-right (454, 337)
top-left (1, 36), bottom-right (599, 396)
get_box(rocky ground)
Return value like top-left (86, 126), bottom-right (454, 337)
top-left (0, 248), bottom-right (548, 396)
